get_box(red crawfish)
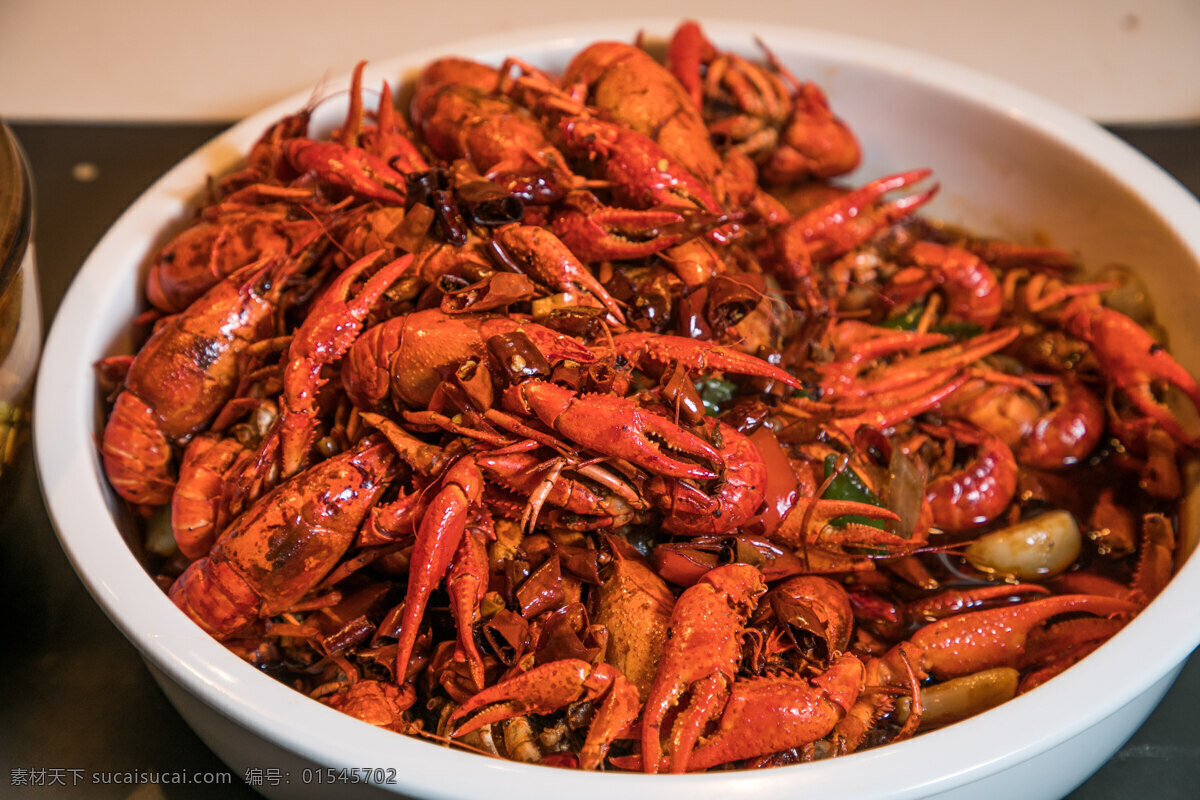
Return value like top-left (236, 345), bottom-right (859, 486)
top-left (100, 256), bottom-right (299, 506)
top-left (666, 19), bottom-right (862, 182)
top-left (644, 417), bottom-right (768, 536)
top-left (563, 40), bottom-right (725, 192)
top-left (145, 207), bottom-right (324, 314)
top-left (918, 420), bottom-right (1019, 534)
top-left (449, 658), bottom-right (641, 770)
top-left (1062, 298), bottom-right (1200, 446)
top-left (341, 307), bottom-right (596, 411)
top-left (411, 57), bottom-right (576, 202)
top-left (169, 435), bottom-right (397, 639)
top-left (274, 251), bottom-right (415, 478)
top-left (639, 563), bottom-right (766, 773)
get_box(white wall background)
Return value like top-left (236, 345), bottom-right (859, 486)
top-left (2, 0), bottom-right (1198, 124)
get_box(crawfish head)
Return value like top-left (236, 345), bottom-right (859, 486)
top-left (646, 418), bottom-right (769, 536)
top-left (563, 40), bottom-right (723, 185)
top-left (753, 575), bottom-right (855, 669)
top-left (342, 308), bottom-right (596, 411)
top-left (413, 80), bottom-right (575, 203)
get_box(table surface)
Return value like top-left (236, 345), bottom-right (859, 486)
top-left (2, 121), bottom-right (1199, 799)
top-left (4, 3), bottom-right (1200, 124)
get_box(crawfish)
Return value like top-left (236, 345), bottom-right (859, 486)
top-left (644, 417), bottom-right (768, 536)
top-left (99, 27), bottom-right (1199, 777)
top-left (342, 307), bottom-right (596, 410)
top-left (1061, 297), bottom-right (1200, 446)
top-left (912, 420), bottom-right (1018, 534)
top-left (171, 433), bottom-right (254, 559)
top-left (564, 40), bottom-right (724, 191)
top-left (667, 20), bottom-right (861, 182)
top-left (145, 207), bottom-right (325, 314)
top-left (411, 58), bottom-right (576, 203)
top-left (640, 562), bottom-right (766, 773)
top-left (169, 435), bottom-right (397, 639)
top-left (100, 256), bottom-right (298, 506)
top-left (887, 241), bottom-right (1004, 329)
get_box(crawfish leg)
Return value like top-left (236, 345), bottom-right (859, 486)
top-left (394, 456), bottom-right (483, 682)
top-left (665, 672), bottom-right (726, 774)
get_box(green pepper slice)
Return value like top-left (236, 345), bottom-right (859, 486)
top-left (879, 304), bottom-right (925, 331)
top-left (694, 377), bottom-right (739, 416)
top-left (822, 454), bottom-right (888, 531)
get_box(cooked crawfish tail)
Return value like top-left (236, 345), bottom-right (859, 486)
top-left (922, 420), bottom-right (1019, 533)
top-left (171, 433), bottom-right (252, 560)
top-left (168, 436), bottom-right (397, 638)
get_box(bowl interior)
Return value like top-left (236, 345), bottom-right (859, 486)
top-left (34, 19), bottom-right (1200, 800)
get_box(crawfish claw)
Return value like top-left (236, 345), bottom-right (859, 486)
top-left (449, 659), bottom-right (616, 736)
top-left (505, 380), bottom-right (721, 480)
top-left (1066, 304), bottom-right (1200, 445)
top-left (612, 331), bottom-right (803, 391)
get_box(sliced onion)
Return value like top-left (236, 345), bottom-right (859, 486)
top-left (882, 447), bottom-right (925, 540)
top-left (1098, 264), bottom-right (1154, 326)
top-left (144, 503), bottom-right (177, 557)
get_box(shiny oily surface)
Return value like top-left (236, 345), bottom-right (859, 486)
top-left (95, 41), bottom-right (1173, 777)
top-left (6, 118), bottom-right (1193, 800)
top-left (32, 21), bottom-right (1200, 800)
top-left (919, 666), bottom-right (1019, 729)
top-left (965, 511), bottom-right (1083, 579)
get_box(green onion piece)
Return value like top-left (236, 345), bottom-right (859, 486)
top-left (931, 321), bottom-right (985, 340)
top-left (880, 304), bottom-right (925, 330)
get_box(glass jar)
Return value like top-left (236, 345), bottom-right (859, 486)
top-left (0, 121), bottom-right (40, 478)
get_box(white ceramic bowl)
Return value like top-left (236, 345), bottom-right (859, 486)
top-left (35, 18), bottom-right (1200, 800)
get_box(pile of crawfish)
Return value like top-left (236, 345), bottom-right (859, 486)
top-left (97, 21), bottom-right (1196, 772)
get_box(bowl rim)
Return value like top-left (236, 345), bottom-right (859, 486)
top-left (34, 16), bottom-right (1200, 800)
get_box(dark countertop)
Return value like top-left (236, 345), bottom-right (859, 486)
top-left (2, 121), bottom-right (1199, 799)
